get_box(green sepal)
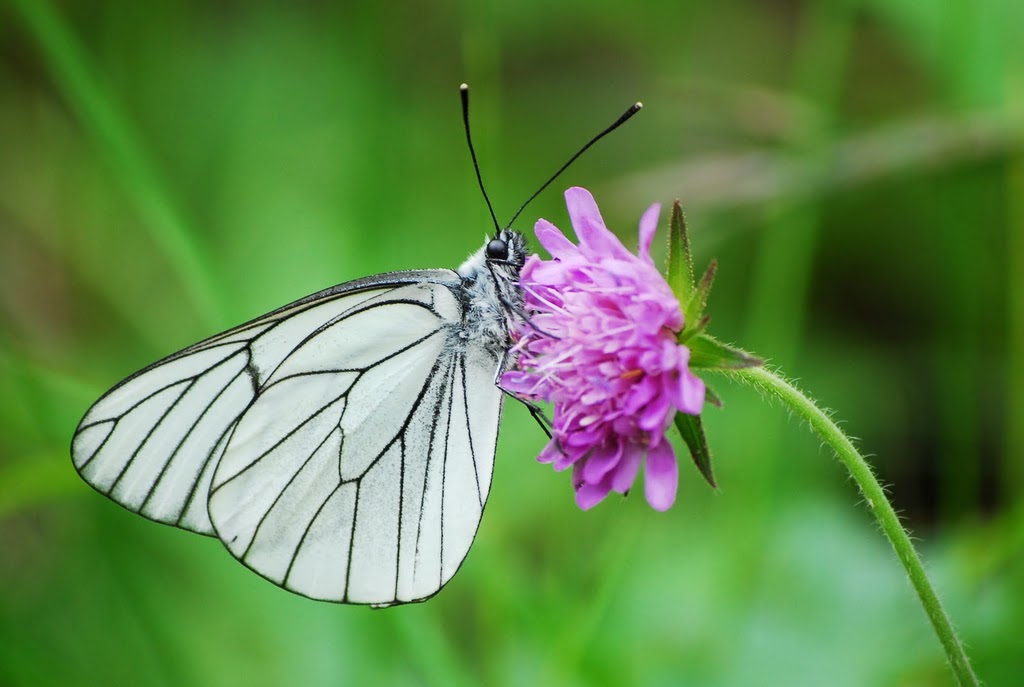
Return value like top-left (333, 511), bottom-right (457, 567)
top-left (703, 381), bottom-right (723, 408)
top-left (683, 259), bottom-right (717, 332)
top-left (674, 411), bottom-right (716, 489)
top-left (687, 334), bottom-right (763, 370)
top-left (664, 201), bottom-right (722, 490)
top-left (666, 200), bottom-right (695, 306)
top-left (679, 314), bottom-right (710, 344)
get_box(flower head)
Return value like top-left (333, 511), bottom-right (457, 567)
top-left (503, 187), bottom-right (705, 511)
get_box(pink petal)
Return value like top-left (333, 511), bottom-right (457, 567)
top-left (518, 254), bottom-right (545, 282)
top-left (637, 202), bottom-right (661, 262)
top-left (582, 441), bottom-right (623, 483)
top-left (528, 261), bottom-right (574, 286)
top-left (572, 462), bottom-right (612, 509)
top-left (623, 381), bottom-right (658, 414)
top-left (574, 480), bottom-right (613, 510)
top-left (547, 432), bottom-right (582, 469)
top-left (564, 187), bottom-right (604, 231)
top-left (564, 426), bottom-right (606, 448)
top-left (500, 371), bottom-right (535, 394)
top-left (677, 368), bottom-right (706, 415)
top-left (638, 391), bottom-right (671, 431)
top-left (644, 441), bottom-right (678, 511)
top-left (534, 219), bottom-right (580, 259)
top-left (564, 187), bottom-right (633, 261)
top-left (552, 449), bottom-right (578, 471)
top-left (537, 440), bottom-right (565, 465)
top-left (610, 442), bottom-right (643, 493)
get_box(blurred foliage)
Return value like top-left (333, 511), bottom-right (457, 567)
top-left (1, 0), bottom-right (1023, 684)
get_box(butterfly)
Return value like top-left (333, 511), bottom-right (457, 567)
top-left (70, 85), bottom-right (641, 606)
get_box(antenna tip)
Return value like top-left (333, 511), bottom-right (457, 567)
top-left (635, 101), bottom-right (643, 109)
top-left (460, 83), bottom-right (469, 91)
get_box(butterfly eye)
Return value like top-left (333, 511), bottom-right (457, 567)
top-left (486, 238), bottom-right (509, 261)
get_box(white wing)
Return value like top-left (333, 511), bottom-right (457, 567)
top-left (72, 270), bottom-right (503, 604)
top-left (208, 292), bottom-right (503, 605)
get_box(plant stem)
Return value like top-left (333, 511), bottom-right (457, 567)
top-left (721, 364), bottom-right (980, 686)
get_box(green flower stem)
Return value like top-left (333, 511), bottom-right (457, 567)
top-left (721, 364), bottom-right (980, 687)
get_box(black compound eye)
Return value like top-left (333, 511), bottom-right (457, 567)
top-left (486, 238), bottom-right (509, 260)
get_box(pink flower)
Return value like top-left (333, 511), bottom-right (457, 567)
top-left (503, 187), bottom-right (705, 511)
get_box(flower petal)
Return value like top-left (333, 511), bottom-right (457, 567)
top-left (527, 261), bottom-right (574, 286)
top-left (582, 440), bottom-right (623, 483)
top-left (644, 441), bottom-right (678, 511)
top-left (537, 440), bottom-right (565, 465)
top-left (574, 479), bottom-right (613, 510)
top-left (638, 202), bottom-right (661, 262)
top-left (610, 442), bottom-right (643, 493)
top-left (534, 219), bottom-right (580, 260)
top-left (500, 371), bottom-right (535, 394)
top-left (564, 187), bottom-right (633, 261)
top-left (638, 390), bottom-right (671, 431)
top-left (677, 367), bottom-right (706, 415)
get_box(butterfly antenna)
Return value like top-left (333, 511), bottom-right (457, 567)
top-left (461, 84), bottom-right (501, 235)
top-left (504, 101), bottom-right (643, 230)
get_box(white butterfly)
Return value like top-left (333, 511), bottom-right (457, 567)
top-left (70, 85), bottom-right (641, 606)
top-left (71, 230), bottom-right (527, 607)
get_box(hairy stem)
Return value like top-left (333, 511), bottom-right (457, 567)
top-left (721, 364), bottom-right (980, 686)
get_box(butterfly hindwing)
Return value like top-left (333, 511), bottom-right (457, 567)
top-left (208, 279), bottom-right (505, 604)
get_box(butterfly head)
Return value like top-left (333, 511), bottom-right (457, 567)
top-left (455, 230), bottom-right (527, 355)
top-left (457, 230), bottom-right (526, 286)
top-left (485, 230), bottom-right (526, 272)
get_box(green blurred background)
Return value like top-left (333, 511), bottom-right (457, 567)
top-left (1, 0), bottom-right (1022, 684)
